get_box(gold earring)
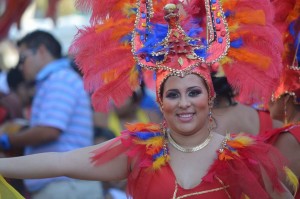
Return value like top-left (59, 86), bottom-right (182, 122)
top-left (161, 118), bottom-right (168, 134)
top-left (208, 108), bottom-right (214, 132)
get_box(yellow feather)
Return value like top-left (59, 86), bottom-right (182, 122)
top-left (284, 167), bottom-right (299, 197)
top-left (122, 3), bottom-right (136, 17)
top-left (220, 56), bottom-right (233, 65)
top-left (229, 23), bottom-right (239, 33)
top-left (233, 134), bottom-right (254, 146)
top-left (135, 136), bottom-right (164, 147)
top-left (215, 65), bottom-right (225, 77)
top-left (152, 156), bottom-right (170, 170)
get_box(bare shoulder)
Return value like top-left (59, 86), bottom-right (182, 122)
top-left (234, 103), bottom-right (258, 115)
top-left (274, 132), bottom-right (300, 150)
top-left (210, 132), bottom-right (226, 148)
top-left (274, 132), bottom-right (300, 177)
top-left (213, 103), bottom-right (259, 135)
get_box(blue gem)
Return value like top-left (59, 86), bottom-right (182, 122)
top-left (141, 13), bottom-right (146, 19)
top-left (211, 0), bottom-right (216, 3)
top-left (216, 18), bottom-right (221, 24)
top-left (218, 38), bottom-right (223, 43)
top-left (146, 56), bottom-right (150, 62)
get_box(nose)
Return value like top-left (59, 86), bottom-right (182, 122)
top-left (178, 96), bottom-right (191, 109)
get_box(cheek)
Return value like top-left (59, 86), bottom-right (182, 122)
top-left (162, 99), bottom-right (177, 115)
top-left (269, 102), bottom-right (283, 119)
top-left (268, 102), bottom-right (275, 113)
top-left (194, 96), bottom-right (209, 110)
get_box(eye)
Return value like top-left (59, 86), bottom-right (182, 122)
top-left (165, 91), bottom-right (179, 99)
top-left (188, 89), bottom-right (202, 97)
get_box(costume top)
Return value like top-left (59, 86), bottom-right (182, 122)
top-left (262, 124), bottom-right (300, 198)
top-left (91, 123), bottom-right (296, 199)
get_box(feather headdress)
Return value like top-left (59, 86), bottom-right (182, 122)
top-left (271, 0), bottom-right (300, 104)
top-left (70, 0), bottom-right (283, 112)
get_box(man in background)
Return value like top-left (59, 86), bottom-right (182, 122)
top-left (0, 30), bottom-right (103, 199)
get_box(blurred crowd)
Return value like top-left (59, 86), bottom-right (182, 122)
top-left (0, 30), bottom-right (162, 199)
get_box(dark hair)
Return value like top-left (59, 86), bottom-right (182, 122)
top-left (94, 127), bottom-right (115, 141)
top-left (211, 75), bottom-right (236, 106)
top-left (17, 30), bottom-right (62, 59)
top-left (131, 80), bottom-right (146, 103)
top-left (7, 67), bottom-right (25, 91)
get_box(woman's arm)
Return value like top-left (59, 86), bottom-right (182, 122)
top-left (0, 139), bottom-right (129, 181)
top-left (261, 166), bottom-right (294, 199)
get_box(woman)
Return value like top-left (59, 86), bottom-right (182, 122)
top-left (262, 1), bottom-right (300, 197)
top-left (0, 0), bottom-right (296, 198)
top-left (211, 75), bottom-right (283, 135)
top-left (264, 66), bottom-right (300, 197)
top-left (267, 89), bottom-right (300, 190)
top-left (0, 72), bottom-right (295, 199)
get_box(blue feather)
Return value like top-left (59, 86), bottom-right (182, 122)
top-left (134, 132), bottom-right (163, 140)
top-left (188, 27), bottom-right (203, 37)
top-left (289, 21), bottom-right (296, 37)
top-left (194, 48), bottom-right (207, 58)
top-left (153, 148), bottom-right (164, 160)
top-left (120, 34), bottom-right (132, 43)
top-left (224, 11), bottom-right (232, 18)
top-left (231, 38), bottom-right (243, 48)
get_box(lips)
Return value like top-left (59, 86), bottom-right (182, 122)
top-left (176, 113), bottom-right (195, 122)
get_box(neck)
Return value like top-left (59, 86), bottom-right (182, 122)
top-left (167, 131), bottom-right (213, 153)
top-left (286, 114), bottom-right (300, 125)
top-left (285, 102), bottom-right (300, 125)
top-left (168, 125), bottom-right (211, 148)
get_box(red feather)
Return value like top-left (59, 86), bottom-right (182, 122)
top-left (219, 0), bottom-right (284, 105)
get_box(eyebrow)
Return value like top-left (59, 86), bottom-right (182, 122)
top-left (166, 86), bottom-right (201, 92)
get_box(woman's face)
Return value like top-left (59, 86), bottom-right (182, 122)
top-left (162, 74), bottom-right (209, 135)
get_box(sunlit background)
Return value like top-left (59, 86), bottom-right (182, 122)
top-left (0, 0), bottom-right (89, 69)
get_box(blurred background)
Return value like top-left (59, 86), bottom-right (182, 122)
top-left (0, 0), bottom-right (89, 70)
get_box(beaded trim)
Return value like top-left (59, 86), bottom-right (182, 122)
top-left (172, 180), bottom-right (230, 199)
top-left (132, 0), bottom-right (230, 70)
top-left (271, 91), bottom-right (300, 105)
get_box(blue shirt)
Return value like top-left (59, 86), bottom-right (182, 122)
top-left (24, 58), bottom-right (94, 192)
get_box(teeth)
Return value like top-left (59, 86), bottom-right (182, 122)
top-left (179, 114), bottom-right (193, 118)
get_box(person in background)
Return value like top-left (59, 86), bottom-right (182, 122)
top-left (211, 75), bottom-right (282, 135)
top-left (263, 1), bottom-right (300, 197)
top-left (0, 66), bottom-right (31, 199)
top-left (6, 66), bottom-right (34, 119)
top-left (0, 30), bottom-right (103, 199)
top-left (0, 67), bottom-right (24, 124)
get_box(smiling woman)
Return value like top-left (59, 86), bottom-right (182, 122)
top-left (0, 0), bottom-right (297, 199)
top-left (162, 74), bottom-right (210, 139)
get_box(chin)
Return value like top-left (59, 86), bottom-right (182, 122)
top-left (174, 125), bottom-right (198, 135)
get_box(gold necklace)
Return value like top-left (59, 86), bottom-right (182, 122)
top-left (167, 132), bottom-right (212, 153)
